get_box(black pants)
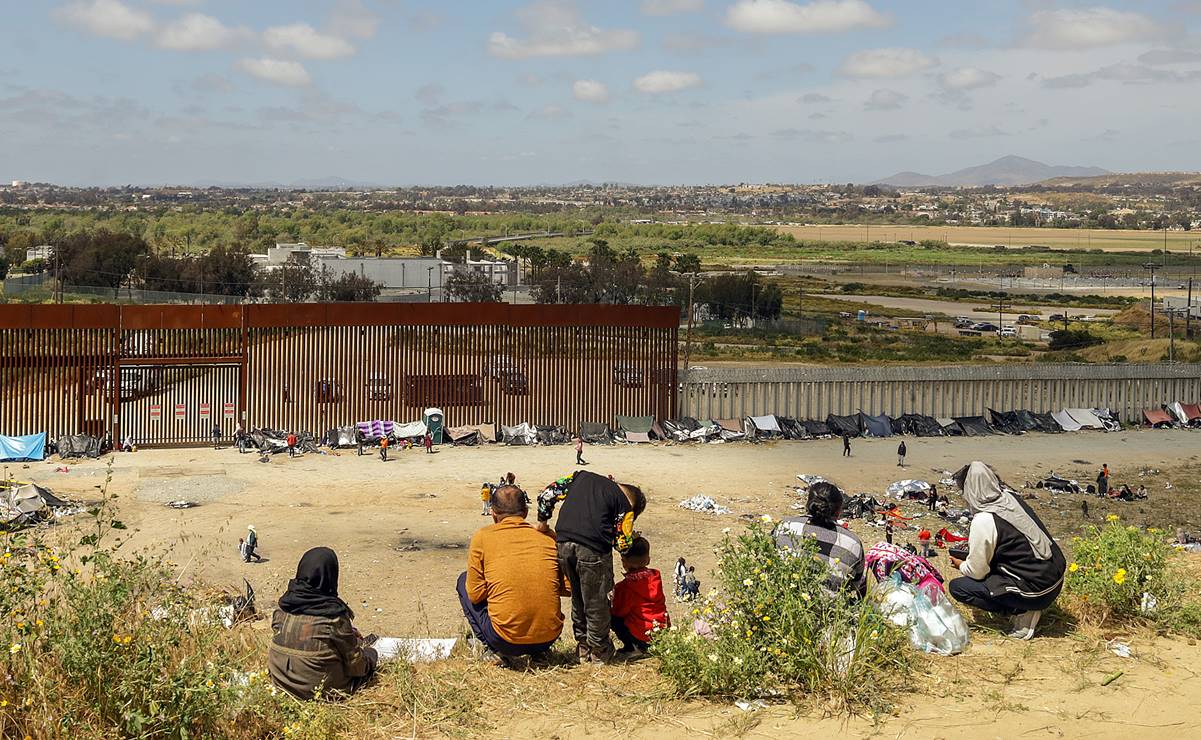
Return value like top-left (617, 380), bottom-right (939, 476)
top-left (288, 446), bottom-right (295, 457)
top-left (576, 451), bottom-right (585, 464)
top-left (612, 617), bottom-right (649, 651)
top-left (948, 577), bottom-right (1058, 616)
top-left (380, 448), bottom-right (387, 461)
top-left (843, 447), bottom-right (851, 457)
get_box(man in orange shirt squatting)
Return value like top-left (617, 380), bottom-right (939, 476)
top-left (457, 485), bottom-right (569, 667)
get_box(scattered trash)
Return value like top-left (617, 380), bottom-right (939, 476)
top-left (886, 480), bottom-right (932, 499)
top-left (734, 699), bottom-right (768, 712)
top-left (679, 495), bottom-right (732, 515)
top-left (795, 474), bottom-right (828, 489)
top-left (1140, 592), bottom-right (1159, 615)
top-left (164, 500), bottom-right (198, 509)
top-left (1107, 640), bottom-right (1133, 658)
top-left (1101, 670), bottom-right (1124, 686)
top-left (55, 466), bottom-right (69, 473)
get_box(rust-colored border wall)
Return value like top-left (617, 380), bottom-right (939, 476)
top-left (0, 303), bottom-right (679, 447)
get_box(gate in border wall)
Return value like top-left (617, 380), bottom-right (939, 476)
top-left (0, 303), bottom-right (680, 448)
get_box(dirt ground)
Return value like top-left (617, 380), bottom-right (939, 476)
top-left (11, 430), bottom-right (1201, 738)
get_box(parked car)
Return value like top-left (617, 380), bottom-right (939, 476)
top-left (954, 317), bottom-right (974, 328)
top-left (1016, 315), bottom-right (1036, 325)
top-left (999, 327), bottom-right (1017, 338)
top-left (972, 322), bottom-right (998, 333)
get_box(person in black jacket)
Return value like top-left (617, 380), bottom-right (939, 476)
top-left (947, 461), bottom-right (1066, 640)
top-left (897, 440), bottom-right (907, 467)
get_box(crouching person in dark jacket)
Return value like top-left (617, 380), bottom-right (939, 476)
top-left (268, 547), bottom-right (377, 700)
top-left (948, 462), bottom-right (1066, 641)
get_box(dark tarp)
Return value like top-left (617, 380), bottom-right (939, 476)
top-left (660, 419), bottom-right (690, 442)
top-left (777, 417), bottom-right (811, 440)
top-left (952, 416), bottom-right (994, 436)
top-left (0, 433), bottom-right (46, 462)
top-left (536, 425), bottom-right (570, 445)
top-left (893, 414), bottom-right (944, 437)
top-left (987, 409), bottom-right (1025, 435)
top-left (324, 426), bottom-right (358, 448)
top-left (1037, 475), bottom-right (1080, 493)
top-left (802, 419), bottom-right (833, 437)
top-left (1144, 408), bottom-right (1175, 427)
top-left (1093, 408), bottom-right (1122, 432)
top-left (56, 435), bottom-right (103, 459)
top-left (251, 429), bottom-right (317, 454)
top-left (825, 414), bottom-right (862, 438)
top-left (616, 415), bottom-right (655, 435)
top-left (579, 422), bottom-right (613, 444)
top-left (860, 413), bottom-right (894, 438)
top-left (1029, 411), bottom-right (1063, 433)
top-left (1, 483), bottom-right (74, 528)
top-left (1013, 410), bottom-right (1041, 432)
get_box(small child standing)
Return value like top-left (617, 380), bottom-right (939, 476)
top-left (611, 537), bottom-right (669, 655)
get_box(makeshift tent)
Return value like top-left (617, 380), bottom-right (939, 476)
top-left (661, 418), bottom-right (698, 442)
top-left (1051, 410), bottom-right (1082, 432)
top-left (952, 416), bottom-right (993, 436)
top-left (1029, 411), bottom-right (1062, 433)
top-left (1, 483), bottom-right (74, 529)
top-left (535, 425), bottom-right (569, 445)
top-left (393, 420), bottom-right (429, 440)
top-left (714, 419), bottom-right (747, 442)
top-left (1143, 408), bottom-right (1175, 428)
top-left (500, 423), bottom-right (538, 446)
top-left (987, 409), bottom-right (1025, 435)
top-left (777, 417), bottom-right (811, 440)
top-left (1013, 410), bottom-right (1042, 433)
top-left (1168, 402), bottom-right (1190, 425)
top-left (1092, 408), bottom-right (1122, 432)
top-left (0, 433), bottom-right (46, 462)
top-left (251, 429), bottom-right (317, 454)
top-left (825, 414), bottom-right (862, 438)
top-left (893, 414), bottom-right (943, 437)
top-left (56, 435), bottom-right (102, 459)
top-left (801, 419), bottom-right (833, 437)
top-left (446, 423), bottom-right (496, 445)
top-left (616, 415), bottom-right (655, 435)
top-left (1037, 475), bottom-right (1080, 494)
top-left (1180, 403), bottom-right (1201, 426)
top-left (623, 432), bottom-right (652, 444)
top-left (579, 422), bottom-right (613, 444)
top-left (1065, 408), bottom-right (1106, 431)
top-left (747, 415), bottom-right (783, 438)
top-left (860, 413), bottom-right (894, 438)
top-left (323, 427), bottom-right (358, 448)
top-left (937, 418), bottom-right (961, 436)
top-left (356, 420), bottom-right (395, 441)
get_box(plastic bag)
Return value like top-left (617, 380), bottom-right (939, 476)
top-left (874, 576), bottom-right (970, 656)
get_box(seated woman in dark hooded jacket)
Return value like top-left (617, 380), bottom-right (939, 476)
top-left (947, 462), bottom-right (1066, 641)
top-left (268, 547), bottom-right (378, 700)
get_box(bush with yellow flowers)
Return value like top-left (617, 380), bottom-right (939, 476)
top-left (650, 521), bottom-right (909, 711)
top-left (1064, 514), bottom-right (1201, 633)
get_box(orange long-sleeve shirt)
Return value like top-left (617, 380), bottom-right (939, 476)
top-left (465, 516), bottom-right (570, 645)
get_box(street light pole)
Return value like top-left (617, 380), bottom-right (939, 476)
top-left (427, 266), bottom-right (434, 303)
top-left (1144, 262), bottom-right (1158, 338)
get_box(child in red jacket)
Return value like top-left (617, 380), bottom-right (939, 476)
top-left (611, 536), bottom-right (669, 655)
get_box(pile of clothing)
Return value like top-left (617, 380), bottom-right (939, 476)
top-left (887, 480), bottom-right (933, 500)
top-left (678, 495), bottom-right (731, 515)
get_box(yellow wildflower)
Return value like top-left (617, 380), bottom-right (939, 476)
top-left (1068, 562), bottom-right (1079, 573)
top-left (1113, 569), bottom-right (1127, 585)
top-left (123, 635), bottom-right (132, 644)
top-left (9, 643), bottom-right (21, 654)
top-left (1107, 514), bottom-right (1120, 523)
top-left (801, 592), bottom-right (812, 602)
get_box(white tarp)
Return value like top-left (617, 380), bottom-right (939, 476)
top-left (392, 420), bottom-right (429, 438)
top-left (373, 637), bottom-right (457, 663)
top-left (1051, 410), bottom-right (1082, 432)
top-left (1170, 402), bottom-right (1190, 424)
top-left (1065, 408), bottom-right (1105, 431)
top-left (749, 415), bottom-right (781, 433)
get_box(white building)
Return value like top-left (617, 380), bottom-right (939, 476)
top-left (442, 254), bottom-right (517, 286)
top-left (25, 245), bottom-right (54, 262)
top-left (264, 242), bottom-right (347, 266)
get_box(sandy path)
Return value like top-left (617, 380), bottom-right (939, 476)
top-left (17, 429), bottom-right (1201, 737)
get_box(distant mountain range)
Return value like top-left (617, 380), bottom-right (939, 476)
top-left (872, 155), bottom-right (1110, 187)
top-left (190, 176), bottom-right (382, 190)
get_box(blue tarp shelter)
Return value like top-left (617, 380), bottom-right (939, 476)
top-left (0, 433), bottom-right (46, 462)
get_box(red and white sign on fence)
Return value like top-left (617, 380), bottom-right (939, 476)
top-left (149, 404), bottom-right (161, 422)
top-left (174, 403), bottom-right (186, 420)
top-left (199, 402), bottom-right (211, 419)
top-left (223, 402), bottom-right (236, 419)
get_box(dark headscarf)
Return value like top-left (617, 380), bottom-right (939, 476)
top-left (277, 547), bottom-right (352, 619)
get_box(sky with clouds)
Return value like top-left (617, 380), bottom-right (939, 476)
top-left (2, 0), bottom-right (1199, 186)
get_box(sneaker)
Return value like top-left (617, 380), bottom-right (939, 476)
top-left (1006, 610), bottom-right (1042, 640)
top-left (575, 642), bottom-right (592, 665)
top-left (478, 648), bottom-right (515, 668)
top-left (528, 650), bottom-right (556, 669)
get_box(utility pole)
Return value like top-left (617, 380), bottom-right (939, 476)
top-left (1144, 262), bottom-right (1158, 338)
top-left (990, 294), bottom-right (1009, 336)
top-left (427, 266), bottom-right (434, 303)
top-left (1187, 277), bottom-right (1194, 339)
top-left (683, 273), bottom-right (699, 371)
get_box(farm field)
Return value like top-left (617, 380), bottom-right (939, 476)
top-left (773, 224), bottom-right (1201, 252)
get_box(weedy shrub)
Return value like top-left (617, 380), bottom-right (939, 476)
top-left (1064, 514), bottom-right (1201, 635)
top-left (650, 522), bottom-right (909, 711)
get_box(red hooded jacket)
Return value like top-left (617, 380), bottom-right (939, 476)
top-left (611, 567), bottom-right (670, 642)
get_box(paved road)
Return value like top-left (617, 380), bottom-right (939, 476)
top-left (821, 294), bottom-right (1121, 322)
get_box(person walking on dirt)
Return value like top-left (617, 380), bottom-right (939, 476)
top-left (379, 436), bottom-right (389, 462)
top-left (897, 440), bottom-right (907, 468)
top-left (241, 525), bottom-right (263, 563)
top-left (574, 436), bottom-right (587, 466)
top-left (1096, 464), bottom-right (1109, 496)
top-left (287, 432), bottom-right (298, 458)
top-left (211, 423), bottom-right (222, 450)
top-left (424, 431), bottom-right (433, 454)
top-left (842, 433), bottom-right (851, 457)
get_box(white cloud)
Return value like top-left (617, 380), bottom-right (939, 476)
top-left (1025, 8), bottom-right (1158, 50)
top-left (1139, 49), bottom-right (1201, 65)
top-left (237, 57), bottom-right (312, 87)
top-left (264, 23), bottom-right (356, 60)
top-left (55, 0), bottom-right (154, 41)
top-left (156, 14), bottom-right (249, 51)
top-left (573, 79), bottom-right (610, 103)
top-left (726, 0), bottom-right (889, 34)
top-left (488, 0), bottom-right (639, 59)
top-left (634, 70), bottom-right (702, 93)
top-left (864, 88), bottom-right (906, 110)
top-left (938, 67), bottom-right (1000, 91)
top-left (329, 0), bottom-right (379, 39)
top-left (642, 0), bottom-right (704, 15)
top-left (838, 47), bottom-right (935, 78)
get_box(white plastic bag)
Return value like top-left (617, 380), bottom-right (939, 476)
top-left (874, 576), bottom-right (970, 656)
